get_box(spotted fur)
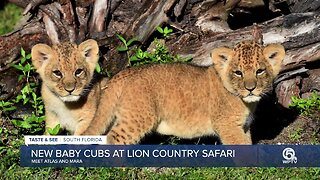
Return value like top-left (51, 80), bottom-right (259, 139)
top-left (81, 40), bottom-right (285, 145)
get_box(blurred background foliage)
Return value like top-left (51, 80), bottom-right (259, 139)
top-left (0, 2), bottom-right (22, 35)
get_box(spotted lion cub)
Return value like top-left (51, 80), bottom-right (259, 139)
top-left (80, 41), bottom-right (285, 144)
top-left (31, 39), bottom-right (106, 135)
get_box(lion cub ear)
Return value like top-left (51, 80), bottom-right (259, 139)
top-left (31, 44), bottom-right (54, 71)
top-left (78, 39), bottom-right (99, 70)
top-left (211, 47), bottom-right (233, 74)
top-left (263, 44), bottom-right (285, 77)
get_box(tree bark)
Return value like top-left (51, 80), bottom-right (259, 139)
top-left (0, 0), bottom-right (319, 109)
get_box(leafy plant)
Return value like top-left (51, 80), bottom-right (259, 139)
top-left (4, 48), bottom-right (46, 133)
top-left (116, 26), bottom-right (189, 68)
top-left (156, 26), bottom-right (173, 39)
top-left (289, 92), bottom-right (320, 115)
top-left (12, 114), bottom-right (45, 133)
top-left (116, 34), bottom-right (138, 66)
top-left (130, 39), bottom-right (191, 66)
top-left (0, 101), bottom-right (16, 112)
top-left (0, 3), bottom-right (22, 35)
top-left (47, 124), bottom-right (61, 135)
top-left (0, 48), bottom-right (46, 169)
top-left (0, 125), bottom-right (23, 169)
top-left (95, 59), bottom-right (112, 77)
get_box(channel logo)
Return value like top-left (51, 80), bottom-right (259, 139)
top-left (282, 147), bottom-right (297, 164)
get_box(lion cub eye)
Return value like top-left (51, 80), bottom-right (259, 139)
top-left (234, 70), bottom-right (243, 77)
top-left (52, 70), bottom-right (63, 78)
top-left (256, 69), bottom-right (265, 76)
top-left (75, 68), bottom-right (84, 77)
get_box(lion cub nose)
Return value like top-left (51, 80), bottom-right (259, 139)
top-left (244, 81), bottom-right (257, 92)
top-left (64, 83), bottom-right (76, 93)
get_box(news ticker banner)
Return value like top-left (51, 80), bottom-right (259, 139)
top-left (20, 136), bottom-right (318, 167)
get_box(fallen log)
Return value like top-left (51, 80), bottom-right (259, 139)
top-left (0, 0), bottom-right (319, 108)
top-left (170, 12), bottom-right (320, 107)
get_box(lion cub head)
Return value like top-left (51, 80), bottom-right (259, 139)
top-left (211, 40), bottom-right (285, 103)
top-left (31, 39), bottom-right (99, 102)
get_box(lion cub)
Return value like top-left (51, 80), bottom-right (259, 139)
top-left (80, 40), bottom-right (285, 144)
top-left (31, 39), bottom-right (105, 135)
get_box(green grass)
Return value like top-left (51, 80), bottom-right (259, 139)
top-left (0, 3), bottom-right (22, 35)
top-left (288, 127), bottom-right (304, 141)
top-left (290, 92), bottom-right (320, 115)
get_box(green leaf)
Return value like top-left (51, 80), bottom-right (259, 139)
top-left (156, 26), bottom-right (164, 33)
top-left (29, 82), bottom-right (36, 87)
top-left (23, 97), bottom-right (29, 104)
top-left (11, 64), bottom-right (24, 71)
top-left (14, 95), bottom-right (22, 103)
top-left (48, 124), bottom-right (61, 135)
top-left (117, 46), bottom-right (128, 52)
top-left (21, 57), bottom-right (26, 64)
top-left (32, 92), bottom-right (37, 102)
top-left (3, 106), bottom-right (16, 111)
top-left (26, 53), bottom-right (32, 60)
top-left (130, 55), bottom-right (139, 61)
top-left (134, 49), bottom-right (143, 59)
top-left (136, 53), bottom-right (144, 59)
top-left (95, 63), bottom-right (101, 73)
top-left (164, 27), bottom-right (173, 33)
top-left (164, 26), bottom-right (169, 32)
top-left (21, 47), bottom-right (26, 58)
top-left (127, 37), bottom-right (138, 47)
top-left (21, 121), bottom-right (32, 129)
top-left (25, 63), bottom-right (32, 72)
top-left (0, 101), bottom-right (12, 107)
top-left (38, 116), bottom-right (45, 123)
top-left (18, 75), bottom-right (24, 81)
top-left (116, 34), bottom-right (127, 45)
top-left (53, 124), bottom-right (61, 134)
top-left (12, 119), bottom-right (21, 126)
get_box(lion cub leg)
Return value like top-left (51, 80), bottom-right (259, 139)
top-left (44, 109), bottom-right (60, 135)
top-left (216, 123), bottom-right (251, 145)
top-left (106, 105), bottom-right (157, 144)
top-left (73, 120), bottom-right (92, 135)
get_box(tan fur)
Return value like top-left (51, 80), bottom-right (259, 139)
top-left (81, 40), bottom-right (285, 145)
top-left (31, 39), bottom-right (105, 135)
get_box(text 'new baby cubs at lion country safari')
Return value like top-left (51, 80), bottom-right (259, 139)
top-left (31, 40), bottom-right (285, 144)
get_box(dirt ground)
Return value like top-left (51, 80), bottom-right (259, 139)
top-left (259, 111), bottom-right (320, 144)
